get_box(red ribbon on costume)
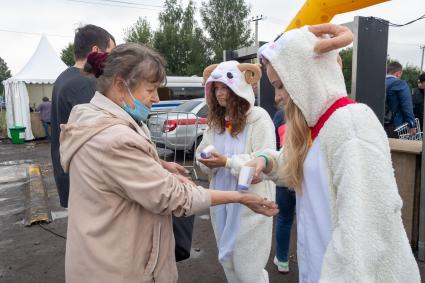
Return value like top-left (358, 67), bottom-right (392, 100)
top-left (310, 97), bottom-right (357, 142)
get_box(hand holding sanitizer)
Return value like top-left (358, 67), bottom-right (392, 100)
top-left (238, 166), bottom-right (255, 191)
top-left (200, 145), bottom-right (215, 159)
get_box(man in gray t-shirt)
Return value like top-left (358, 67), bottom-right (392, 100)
top-left (36, 96), bottom-right (51, 138)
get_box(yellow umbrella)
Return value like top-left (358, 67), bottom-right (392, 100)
top-left (285, 0), bottom-right (390, 31)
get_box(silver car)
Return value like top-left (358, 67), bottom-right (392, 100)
top-left (148, 99), bottom-right (208, 152)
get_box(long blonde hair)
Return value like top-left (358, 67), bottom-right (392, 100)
top-left (281, 98), bottom-right (309, 192)
top-left (263, 23), bottom-right (354, 192)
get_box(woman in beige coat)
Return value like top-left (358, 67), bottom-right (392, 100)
top-left (59, 43), bottom-right (278, 283)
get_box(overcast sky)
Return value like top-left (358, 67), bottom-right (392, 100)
top-left (1, 0), bottom-right (424, 75)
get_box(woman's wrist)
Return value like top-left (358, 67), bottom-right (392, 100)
top-left (256, 154), bottom-right (269, 169)
top-left (209, 190), bottom-right (243, 206)
top-left (263, 158), bottom-right (273, 174)
top-left (235, 191), bottom-right (246, 204)
top-left (254, 152), bottom-right (271, 173)
top-left (256, 153), bottom-right (273, 174)
top-left (223, 157), bottom-right (229, 168)
top-left (224, 157), bottom-right (231, 168)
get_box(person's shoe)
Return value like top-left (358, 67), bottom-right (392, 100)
top-left (274, 256), bottom-right (289, 273)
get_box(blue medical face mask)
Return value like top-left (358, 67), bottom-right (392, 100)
top-left (122, 84), bottom-right (150, 123)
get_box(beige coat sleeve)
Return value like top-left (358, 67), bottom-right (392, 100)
top-left (101, 134), bottom-right (211, 216)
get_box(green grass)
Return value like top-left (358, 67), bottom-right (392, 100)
top-left (0, 110), bottom-right (6, 138)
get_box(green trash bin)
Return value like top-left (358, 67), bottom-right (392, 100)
top-left (9, 126), bottom-right (26, 144)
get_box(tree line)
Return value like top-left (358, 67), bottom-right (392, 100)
top-left (0, 57), bottom-right (11, 95)
top-left (339, 47), bottom-right (423, 93)
top-left (0, 0), bottom-right (422, 92)
top-left (61, 0), bottom-right (252, 76)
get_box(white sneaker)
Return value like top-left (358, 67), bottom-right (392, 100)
top-left (274, 256), bottom-right (289, 273)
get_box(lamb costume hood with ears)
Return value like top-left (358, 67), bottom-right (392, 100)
top-left (203, 60), bottom-right (260, 108)
top-left (259, 24), bottom-right (420, 282)
top-left (196, 61), bottom-right (276, 283)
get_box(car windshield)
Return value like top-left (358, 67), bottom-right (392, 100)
top-left (174, 100), bottom-right (202, 112)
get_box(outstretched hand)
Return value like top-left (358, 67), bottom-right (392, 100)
top-left (198, 152), bottom-right (227, 169)
top-left (240, 192), bottom-right (278, 217)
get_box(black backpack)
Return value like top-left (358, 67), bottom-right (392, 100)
top-left (173, 215), bottom-right (195, 261)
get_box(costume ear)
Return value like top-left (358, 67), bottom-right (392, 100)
top-left (203, 64), bottom-right (219, 85)
top-left (237, 63), bottom-right (262, 84)
top-left (308, 23), bottom-right (353, 54)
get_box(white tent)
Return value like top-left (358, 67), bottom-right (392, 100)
top-left (2, 35), bottom-right (67, 140)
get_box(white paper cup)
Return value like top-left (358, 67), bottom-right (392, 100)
top-left (200, 145), bottom-right (215, 159)
top-left (238, 166), bottom-right (255, 191)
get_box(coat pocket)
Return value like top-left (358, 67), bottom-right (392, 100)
top-left (144, 223), bottom-right (162, 275)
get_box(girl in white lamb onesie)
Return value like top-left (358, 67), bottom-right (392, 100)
top-left (247, 23), bottom-right (421, 283)
top-left (196, 61), bottom-right (276, 283)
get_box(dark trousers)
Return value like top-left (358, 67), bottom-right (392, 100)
top-left (42, 121), bottom-right (50, 139)
top-left (384, 123), bottom-right (397, 138)
top-left (275, 186), bottom-right (296, 262)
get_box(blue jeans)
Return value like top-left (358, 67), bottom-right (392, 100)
top-left (275, 186), bottom-right (296, 262)
top-left (42, 121), bottom-right (50, 139)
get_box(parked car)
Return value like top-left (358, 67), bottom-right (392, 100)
top-left (148, 98), bottom-right (208, 152)
top-left (150, 76), bottom-right (204, 113)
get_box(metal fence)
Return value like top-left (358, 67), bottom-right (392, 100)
top-left (395, 118), bottom-right (423, 141)
top-left (147, 111), bottom-right (208, 180)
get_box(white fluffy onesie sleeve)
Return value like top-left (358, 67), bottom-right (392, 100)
top-left (316, 104), bottom-right (420, 282)
top-left (225, 107), bottom-right (276, 177)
